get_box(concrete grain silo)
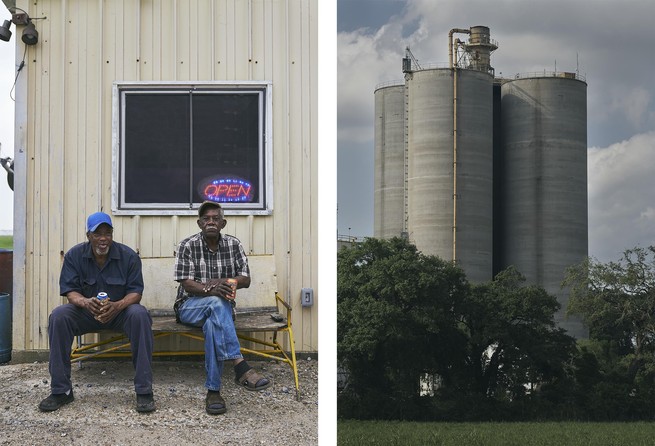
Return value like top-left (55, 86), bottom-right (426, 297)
top-left (404, 27), bottom-right (496, 283)
top-left (374, 83), bottom-right (406, 238)
top-left (499, 75), bottom-right (588, 338)
top-left (372, 25), bottom-right (589, 337)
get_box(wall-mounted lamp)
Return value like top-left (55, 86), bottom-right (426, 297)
top-left (0, 19), bottom-right (11, 42)
top-left (21, 21), bottom-right (38, 45)
top-left (0, 7), bottom-right (45, 45)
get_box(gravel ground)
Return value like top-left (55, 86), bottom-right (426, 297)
top-left (0, 357), bottom-right (317, 445)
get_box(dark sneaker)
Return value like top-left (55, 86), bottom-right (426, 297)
top-left (136, 393), bottom-right (156, 413)
top-left (38, 390), bottom-right (74, 412)
top-left (205, 390), bottom-right (227, 415)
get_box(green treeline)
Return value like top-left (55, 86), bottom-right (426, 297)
top-left (337, 237), bottom-right (655, 421)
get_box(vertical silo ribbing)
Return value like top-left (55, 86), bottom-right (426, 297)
top-left (406, 68), bottom-right (494, 283)
top-left (374, 84), bottom-right (406, 239)
top-left (500, 76), bottom-right (588, 338)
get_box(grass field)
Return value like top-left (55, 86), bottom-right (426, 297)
top-left (338, 420), bottom-right (655, 445)
top-left (0, 236), bottom-right (12, 250)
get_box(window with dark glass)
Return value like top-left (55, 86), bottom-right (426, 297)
top-left (115, 84), bottom-right (270, 213)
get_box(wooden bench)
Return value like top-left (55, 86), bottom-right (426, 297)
top-left (70, 255), bottom-right (299, 397)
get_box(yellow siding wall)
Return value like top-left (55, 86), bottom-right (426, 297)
top-left (12, 0), bottom-right (318, 352)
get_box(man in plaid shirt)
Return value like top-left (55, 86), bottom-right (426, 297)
top-left (174, 201), bottom-right (271, 415)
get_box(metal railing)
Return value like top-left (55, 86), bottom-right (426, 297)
top-left (377, 68), bottom-right (586, 87)
top-left (337, 234), bottom-right (367, 244)
top-left (504, 70), bottom-right (586, 82)
top-left (374, 79), bottom-right (405, 91)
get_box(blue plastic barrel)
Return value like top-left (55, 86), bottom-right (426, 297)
top-left (0, 292), bottom-right (10, 363)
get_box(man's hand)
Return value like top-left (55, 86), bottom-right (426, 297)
top-left (202, 280), bottom-right (219, 293)
top-left (94, 299), bottom-right (122, 324)
top-left (67, 291), bottom-right (139, 324)
top-left (85, 296), bottom-right (104, 317)
top-left (202, 279), bottom-right (235, 301)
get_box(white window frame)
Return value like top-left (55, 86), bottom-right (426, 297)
top-left (111, 81), bottom-right (273, 216)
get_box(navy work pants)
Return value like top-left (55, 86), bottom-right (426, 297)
top-left (47, 303), bottom-right (154, 394)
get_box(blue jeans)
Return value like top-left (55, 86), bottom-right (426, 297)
top-left (178, 296), bottom-right (243, 391)
top-left (47, 303), bottom-right (154, 394)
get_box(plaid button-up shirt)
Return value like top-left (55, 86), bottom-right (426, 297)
top-left (173, 232), bottom-right (250, 309)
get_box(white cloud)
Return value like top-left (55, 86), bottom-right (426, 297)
top-left (337, 27), bottom-right (405, 145)
top-left (588, 131), bottom-right (655, 262)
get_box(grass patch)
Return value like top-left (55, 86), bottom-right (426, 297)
top-left (0, 235), bottom-right (12, 250)
top-left (337, 420), bottom-right (655, 445)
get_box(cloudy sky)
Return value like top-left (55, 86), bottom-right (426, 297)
top-left (0, 36), bottom-right (15, 232)
top-left (337, 0), bottom-right (655, 263)
top-left (3, 1), bottom-right (655, 265)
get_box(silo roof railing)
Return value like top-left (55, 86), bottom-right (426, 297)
top-left (401, 61), bottom-right (497, 73)
top-left (410, 62), bottom-right (451, 70)
top-left (374, 79), bottom-right (406, 91)
top-left (507, 71), bottom-right (586, 82)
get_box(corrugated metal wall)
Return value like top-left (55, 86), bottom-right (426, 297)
top-left (11, 0), bottom-right (318, 352)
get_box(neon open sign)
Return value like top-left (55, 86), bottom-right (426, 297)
top-left (202, 178), bottom-right (254, 202)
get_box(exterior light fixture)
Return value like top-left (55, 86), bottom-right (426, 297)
top-left (0, 19), bottom-right (11, 42)
top-left (21, 21), bottom-right (38, 45)
top-left (0, 7), bottom-right (46, 45)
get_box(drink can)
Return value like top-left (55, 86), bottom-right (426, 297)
top-left (226, 278), bottom-right (237, 300)
top-left (94, 292), bottom-right (109, 322)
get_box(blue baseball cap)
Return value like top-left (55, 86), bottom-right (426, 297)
top-left (86, 212), bottom-right (113, 232)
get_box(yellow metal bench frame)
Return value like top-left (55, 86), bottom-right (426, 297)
top-left (71, 292), bottom-right (299, 398)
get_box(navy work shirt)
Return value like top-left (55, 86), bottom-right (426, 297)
top-left (59, 241), bottom-right (144, 301)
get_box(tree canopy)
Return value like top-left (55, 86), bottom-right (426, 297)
top-left (337, 237), bottom-right (469, 418)
top-left (563, 246), bottom-right (655, 418)
top-left (455, 268), bottom-right (575, 401)
top-left (338, 237), bottom-right (577, 420)
top-left (565, 246), bottom-right (655, 356)
top-left (339, 239), bottom-right (655, 421)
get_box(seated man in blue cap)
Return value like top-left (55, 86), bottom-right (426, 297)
top-left (38, 212), bottom-right (155, 413)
